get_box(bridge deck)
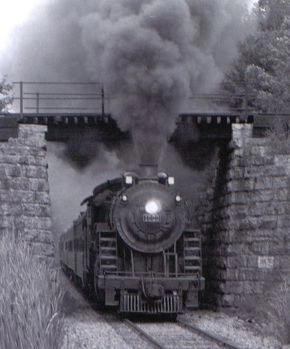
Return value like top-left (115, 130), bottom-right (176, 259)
top-left (0, 112), bottom-right (254, 125)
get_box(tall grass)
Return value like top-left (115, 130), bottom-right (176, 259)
top-left (265, 280), bottom-right (290, 343)
top-left (242, 277), bottom-right (290, 344)
top-left (0, 234), bottom-right (64, 349)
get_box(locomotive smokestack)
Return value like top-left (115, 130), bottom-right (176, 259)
top-left (135, 134), bottom-right (163, 177)
top-left (139, 163), bottom-right (158, 178)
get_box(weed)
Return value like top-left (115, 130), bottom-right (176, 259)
top-left (265, 279), bottom-right (290, 343)
top-left (0, 234), bottom-right (64, 349)
top-left (240, 273), bottom-right (290, 344)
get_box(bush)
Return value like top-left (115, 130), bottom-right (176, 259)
top-left (0, 234), bottom-right (63, 349)
top-left (240, 272), bottom-right (290, 344)
top-left (266, 116), bottom-right (290, 154)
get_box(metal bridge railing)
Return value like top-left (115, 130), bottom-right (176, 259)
top-left (8, 81), bottom-right (255, 118)
top-left (12, 81), bottom-right (106, 117)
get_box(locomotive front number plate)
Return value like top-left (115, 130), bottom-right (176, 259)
top-left (143, 214), bottom-right (160, 222)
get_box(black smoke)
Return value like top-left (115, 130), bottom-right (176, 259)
top-left (1, 0), bottom-right (255, 165)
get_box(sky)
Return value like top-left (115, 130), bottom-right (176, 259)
top-left (0, 0), bottom-right (258, 53)
top-left (0, 0), bottom-right (48, 52)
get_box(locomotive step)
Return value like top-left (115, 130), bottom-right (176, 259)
top-left (100, 246), bottom-right (116, 251)
top-left (184, 266), bottom-right (201, 271)
top-left (99, 237), bottom-right (117, 243)
top-left (184, 238), bottom-right (200, 242)
top-left (184, 247), bottom-right (200, 252)
top-left (184, 256), bottom-right (201, 260)
top-left (101, 265), bottom-right (117, 270)
top-left (100, 255), bottom-right (117, 260)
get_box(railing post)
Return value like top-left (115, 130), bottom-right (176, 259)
top-left (101, 86), bottom-right (105, 116)
top-left (19, 81), bottom-right (23, 117)
top-left (36, 93), bottom-right (40, 114)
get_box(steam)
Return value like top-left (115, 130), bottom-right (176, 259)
top-left (83, 0), bottom-right (254, 164)
top-left (47, 142), bottom-right (122, 231)
top-left (0, 1), bottom-right (255, 228)
top-left (1, 0), bottom-right (254, 165)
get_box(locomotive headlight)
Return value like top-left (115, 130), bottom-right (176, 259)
top-left (145, 200), bottom-right (160, 214)
top-left (175, 195), bottom-right (182, 203)
top-left (122, 195), bottom-right (128, 202)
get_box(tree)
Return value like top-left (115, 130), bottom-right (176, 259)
top-left (258, 0), bottom-right (290, 31)
top-left (222, 0), bottom-right (290, 113)
top-left (0, 77), bottom-right (13, 112)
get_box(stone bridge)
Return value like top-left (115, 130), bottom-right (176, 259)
top-left (0, 81), bottom-right (289, 313)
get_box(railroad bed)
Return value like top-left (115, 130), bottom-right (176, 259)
top-left (123, 318), bottom-right (242, 349)
top-left (60, 273), bottom-right (281, 349)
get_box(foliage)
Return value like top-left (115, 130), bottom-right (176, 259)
top-left (265, 279), bottom-right (290, 344)
top-left (239, 270), bottom-right (290, 344)
top-left (266, 116), bottom-right (290, 154)
top-left (0, 77), bottom-right (13, 112)
top-left (258, 0), bottom-right (290, 31)
top-left (222, 0), bottom-right (290, 113)
top-left (0, 234), bottom-right (64, 349)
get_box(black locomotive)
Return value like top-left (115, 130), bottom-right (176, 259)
top-left (59, 170), bottom-right (204, 316)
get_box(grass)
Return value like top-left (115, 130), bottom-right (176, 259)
top-left (0, 233), bottom-right (64, 349)
top-left (264, 278), bottom-right (290, 344)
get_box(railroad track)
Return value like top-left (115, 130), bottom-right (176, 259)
top-left (123, 318), bottom-right (245, 349)
top-left (62, 273), bottom-right (245, 349)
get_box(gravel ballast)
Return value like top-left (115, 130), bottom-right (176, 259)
top-left (180, 310), bottom-right (290, 349)
top-left (60, 274), bottom-right (290, 349)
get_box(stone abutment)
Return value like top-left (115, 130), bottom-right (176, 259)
top-left (200, 124), bottom-right (290, 312)
top-left (0, 125), bottom-right (53, 259)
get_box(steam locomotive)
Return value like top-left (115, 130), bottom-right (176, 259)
top-left (59, 169), bottom-right (204, 316)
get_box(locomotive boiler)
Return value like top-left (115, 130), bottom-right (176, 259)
top-left (59, 170), bottom-right (204, 316)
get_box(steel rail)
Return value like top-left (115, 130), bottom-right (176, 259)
top-left (123, 319), bottom-right (165, 349)
top-left (123, 318), bottom-right (245, 349)
top-left (177, 319), bottom-right (244, 349)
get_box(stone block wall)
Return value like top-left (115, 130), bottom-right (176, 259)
top-left (200, 124), bottom-right (290, 310)
top-left (0, 125), bottom-right (53, 259)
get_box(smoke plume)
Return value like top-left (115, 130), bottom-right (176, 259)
top-left (47, 142), bottom-right (122, 231)
top-left (1, 0), bottom-right (254, 164)
top-left (0, 1), bottom-right (255, 229)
